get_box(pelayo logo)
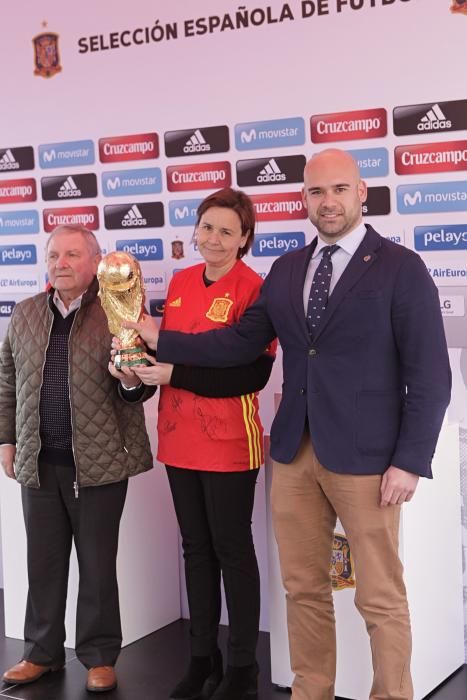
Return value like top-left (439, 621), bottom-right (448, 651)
top-left (252, 232), bottom-right (306, 257)
top-left (116, 239), bottom-right (163, 261)
top-left (0, 245), bottom-right (37, 265)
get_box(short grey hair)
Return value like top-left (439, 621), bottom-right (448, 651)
top-left (46, 225), bottom-right (102, 257)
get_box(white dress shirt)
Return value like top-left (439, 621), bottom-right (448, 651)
top-left (303, 223), bottom-right (367, 314)
top-left (53, 290), bottom-right (83, 318)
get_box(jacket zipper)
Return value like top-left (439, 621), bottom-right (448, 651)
top-left (68, 309), bottom-right (80, 498)
top-left (35, 301), bottom-right (55, 488)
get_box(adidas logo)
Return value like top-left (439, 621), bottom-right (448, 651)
top-left (257, 158), bottom-right (286, 183)
top-left (169, 296), bottom-right (182, 307)
top-left (58, 176), bottom-right (81, 198)
top-left (0, 149), bottom-right (19, 171)
top-left (417, 104), bottom-right (452, 132)
top-left (122, 204), bottom-right (147, 227)
top-left (183, 129), bottom-right (211, 154)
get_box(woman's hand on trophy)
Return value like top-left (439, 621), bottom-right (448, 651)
top-left (108, 359), bottom-right (142, 388)
top-left (121, 314), bottom-right (159, 350)
top-left (132, 355), bottom-right (174, 386)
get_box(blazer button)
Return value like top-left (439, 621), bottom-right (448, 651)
top-left (308, 348), bottom-right (318, 356)
top-left (300, 388), bottom-right (306, 395)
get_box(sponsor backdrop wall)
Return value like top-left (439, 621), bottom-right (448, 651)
top-left (2, 0), bottom-right (467, 653)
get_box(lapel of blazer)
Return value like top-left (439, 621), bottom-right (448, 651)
top-left (312, 225), bottom-right (382, 343)
top-left (290, 238), bottom-right (318, 341)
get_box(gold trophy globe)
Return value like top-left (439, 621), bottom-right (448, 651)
top-left (97, 251), bottom-right (149, 369)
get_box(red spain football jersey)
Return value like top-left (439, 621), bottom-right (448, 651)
top-left (157, 260), bottom-right (275, 472)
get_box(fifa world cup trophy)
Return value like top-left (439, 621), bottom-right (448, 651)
top-left (97, 251), bottom-right (149, 369)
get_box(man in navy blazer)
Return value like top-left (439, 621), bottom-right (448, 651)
top-left (128, 149), bottom-right (450, 700)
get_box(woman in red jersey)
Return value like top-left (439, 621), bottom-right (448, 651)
top-left (119, 188), bottom-right (275, 700)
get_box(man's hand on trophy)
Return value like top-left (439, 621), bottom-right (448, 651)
top-left (132, 355), bottom-right (174, 386)
top-left (108, 338), bottom-right (142, 388)
top-left (121, 314), bottom-right (159, 350)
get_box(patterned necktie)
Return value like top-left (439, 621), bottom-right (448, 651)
top-left (306, 244), bottom-right (339, 337)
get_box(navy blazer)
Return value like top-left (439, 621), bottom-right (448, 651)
top-left (158, 226), bottom-right (451, 478)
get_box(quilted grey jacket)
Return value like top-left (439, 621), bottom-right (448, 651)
top-left (0, 279), bottom-right (154, 488)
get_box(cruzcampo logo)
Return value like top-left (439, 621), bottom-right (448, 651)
top-left (33, 23), bottom-right (62, 78)
top-left (451, 0), bottom-right (467, 14)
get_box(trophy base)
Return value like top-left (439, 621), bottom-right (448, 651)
top-left (114, 347), bottom-right (150, 370)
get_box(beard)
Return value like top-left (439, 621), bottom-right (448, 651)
top-left (314, 206), bottom-right (361, 239)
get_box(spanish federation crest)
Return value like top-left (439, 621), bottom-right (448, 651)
top-left (206, 296), bottom-right (234, 323)
top-left (330, 532), bottom-right (356, 590)
top-left (33, 32), bottom-right (62, 78)
top-left (451, 0), bottom-right (467, 14)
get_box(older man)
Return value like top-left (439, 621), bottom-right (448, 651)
top-left (0, 225), bottom-right (154, 693)
top-left (127, 149), bottom-right (451, 700)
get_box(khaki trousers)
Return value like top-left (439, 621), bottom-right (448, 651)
top-left (271, 434), bottom-right (413, 700)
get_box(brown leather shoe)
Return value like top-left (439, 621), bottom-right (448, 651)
top-left (87, 666), bottom-right (117, 693)
top-left (2, 660), bottom-right (58, 685)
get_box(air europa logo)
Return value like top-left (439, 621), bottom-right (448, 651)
top-left (394, 140), bottom-right (467, 175)
top-left (167, 162), bottom-right (231, 192)
top-left (164, 126), bottom-right (229, 157)
top-left (0, 272), bottom-right (39, 292)
top-left (99, 133), bottom-right (159, 163)
top-left (310, 108), bottom-right (387, 143)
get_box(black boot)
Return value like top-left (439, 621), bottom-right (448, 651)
top-left (170, 649), bottom-right (223, 700)
top-left (210, 662), bottom-right (258, 700)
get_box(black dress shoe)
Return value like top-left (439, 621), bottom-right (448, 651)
top-left (210, 662), bottom-right (258, 700)
top-left (170, 649), bottom-right (223, 700)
